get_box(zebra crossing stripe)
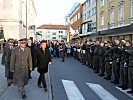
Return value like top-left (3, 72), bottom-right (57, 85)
top-left (62, 80), bottom-right (85, 100)
top-left (87, 83), bottom-right (118, 100)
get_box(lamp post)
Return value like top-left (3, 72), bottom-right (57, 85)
top-left (26, 0), bottom-right (28, 39)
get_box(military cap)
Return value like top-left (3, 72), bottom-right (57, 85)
top-left (8, 38), bottom-right (14, 43)
top-left (18, 38), bottom-right (27, 43)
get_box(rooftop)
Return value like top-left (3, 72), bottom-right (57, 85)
top-left (37, 24), bottom-right (67, 30)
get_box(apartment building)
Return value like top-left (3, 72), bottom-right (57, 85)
top-left (80, 0), bottom-right (96, 39)
top-left (97, 0), bottom-right (133, 41)
top-left (36, 24), bottom-right (67, 42)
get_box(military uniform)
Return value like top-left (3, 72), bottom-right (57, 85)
top-left (89, 44), bottom-right (94, 68)
top-left (10, 38), bottom-right (32, 99)
top-left (93, 45), bottom-right (100, 73)
top-left (73, 45), bottom-right (77, 59)
top-left (119, 46), bottom-right (129, 90)
top-left (111, 45), bottom-right (121, 84)
top-left (81, 43), bottom-right (86, 65)
top-left (126, 47), bottom-right (133, 94)
top-left (85, 44), bottom-right (90, 66)
top-left (98, 46), bottom-right (105, 76)
top-left (60, 43), bottom-right (66, 62)
top-left (104, 46), bottom-right (112, 80)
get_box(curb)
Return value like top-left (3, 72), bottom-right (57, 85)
top-left (48, 65), bottom-right (53, 100)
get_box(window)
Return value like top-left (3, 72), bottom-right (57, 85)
top-left (59, 31), bottom-right (63, 33)
top-left (100, 12), bottom-right (104, 28)
top-left (110, 7), bottom-right (115, 27)
top-left (109, 0), bottom-right (113, 2)
top-left (88, 11), bottom-right (90, 18)
top-left (85, 14), bottom-right (86, 20)
top-left (88, 0), bottom-right (91, 7)
top-left (87, 12), bottom-right (89, 19)
top-left (118, 2), bottom-right (124, 25)
top-left (52, 37), bottom-right (56, 39)
top-left (52, 32), bottom-right (56, 35)
top-left (100, 0), bottom-right (104, 7)
top-left (87, 23), bottom-right (92, 32)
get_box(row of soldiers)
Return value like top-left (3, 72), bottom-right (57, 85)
top-left (72, 39), bottom-right (133, 96)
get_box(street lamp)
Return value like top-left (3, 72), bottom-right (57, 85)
top-left (26, 0), bottom-right (28, 39)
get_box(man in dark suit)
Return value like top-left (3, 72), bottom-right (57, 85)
top-left (27, 39), bottom-right (36, 79)
top-left (1, 38), bottom-right (14, 86)
top-left (34, 40), bottom-right (52, 92)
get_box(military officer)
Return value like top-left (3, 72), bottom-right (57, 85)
top-left (85, 40), bottom-right (91, 66)
top-left (119, 40), bottom-right (131, 90)
top-left (111, 39), bottom-right (121, 84)
top-left (104, 41), bottom-right (112, 80)
top-left (60, 40), bottom-right (66, 62)
top-left (10, 38), bottom-right (32, 99)
top-left (126, 43), bottom-right (133, 95)
top-left (93, 40), bottom-right (100, 73)
top-left (98, 42), bottom-right (105, 76)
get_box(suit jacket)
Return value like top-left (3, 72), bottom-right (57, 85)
top-left (35, 47), bottom-right (51, 73)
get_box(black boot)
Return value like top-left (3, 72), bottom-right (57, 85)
top-left (122, 85), bottom-right (128, 90)
top-left (127, 89), bottom-right (133, 94)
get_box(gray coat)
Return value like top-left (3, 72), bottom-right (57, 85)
top-left (10, 47), bottom-right (32, 87)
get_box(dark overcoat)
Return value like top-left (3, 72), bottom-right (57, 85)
top-left (35, 48), bottom-right (51, 74)
top-left (1, 46), bottom-right (13, 77)
top-left (10, 47), bottom-right (32, 87)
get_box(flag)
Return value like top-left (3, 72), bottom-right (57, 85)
top-left (70, 26), bottom-right (78, 40)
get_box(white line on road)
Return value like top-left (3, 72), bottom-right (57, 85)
top-left (62, 80), bottom-right (85, 100)
top-left (87, 83), bottom-right (118, 100)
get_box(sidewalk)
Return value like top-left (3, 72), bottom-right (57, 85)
top-left (0, 55), bottom-right (52, 100)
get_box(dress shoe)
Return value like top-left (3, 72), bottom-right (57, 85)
top-left (127, 90), bottom-right (133, 94)
top-left (122, 86), bottom-right (128, 90)
top-left (104, 76), bottom-right (111, 80)
top-left (111, 80), bottom-right (116, 83)
top-left (44, 87), bottom-right (48, 92)
top-left (38, 84), bottom-right (42, 88)
top-left (94, 71), bottom-right (99, 74)
top-left (61, 60), bottom-right (64, 62)
top-left (99, 73), bottom-right (104, 77)
top-left (114, 81), bottom-right (119, 85)
top-left (8, 82), bottom-right (11, 86)
top-left (111, 80), bottom-right (119, 84)
top-left (22, 94), bottom-right (27, 99)
top-left (118, 85), bottom-right (123, 88)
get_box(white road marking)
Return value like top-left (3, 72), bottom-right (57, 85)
top-left (115, 86), bottom-right (133, 99)
top-left (62, 80), bottom-right (85, 100)
top-left (87, 83), bottom-right (118, 100)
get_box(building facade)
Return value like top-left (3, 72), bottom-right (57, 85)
top-left (36, 24), bottom-right (67, 42)
top-left (97, 0), bottom-right (133, 41)
top-left (65, 3), bottom-right (83, 40)
top-left (0, 0), bottom-right (37, 40)
top-left (80, 0), bottom-right (96, 39)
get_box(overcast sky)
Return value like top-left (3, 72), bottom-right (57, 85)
top-left (35, 0), bottom-right (85, 26)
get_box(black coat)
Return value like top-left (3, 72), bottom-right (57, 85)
top-left (35, 48), bottom-right (51, 73)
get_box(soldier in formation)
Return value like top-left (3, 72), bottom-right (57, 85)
top-left (71, 38), bottom-right (133, 96)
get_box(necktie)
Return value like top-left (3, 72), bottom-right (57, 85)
top-left (43, 49), bottom-right (45, 55)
